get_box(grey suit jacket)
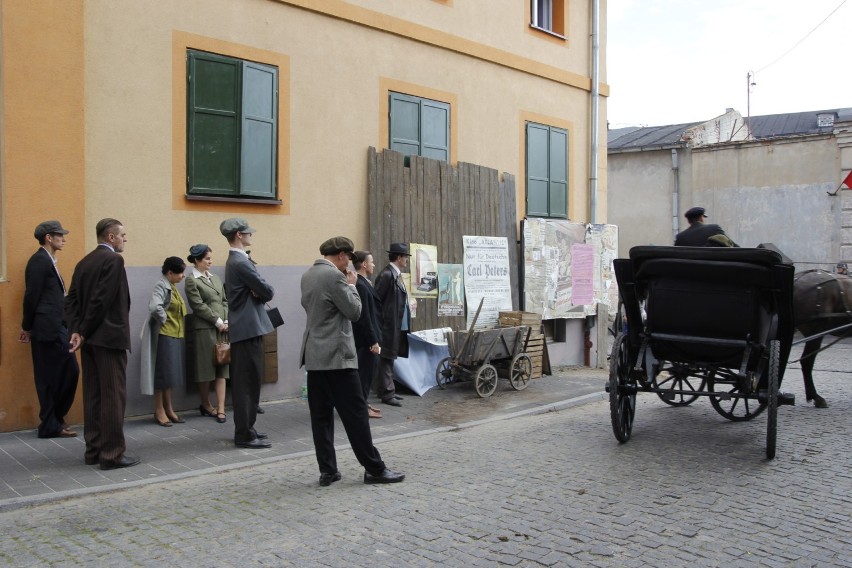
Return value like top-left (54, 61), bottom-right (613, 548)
top-left (224, 250), bottom-right (275, 343)
top-left (300, 259), bottom-right (361, 370)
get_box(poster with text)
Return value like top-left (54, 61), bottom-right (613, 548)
top-left (462, 236), bottom-right (513, 330)
top-left (437, 263), bottom-right (464, 317)
top-left (409, 243), bottom-right (439, 299)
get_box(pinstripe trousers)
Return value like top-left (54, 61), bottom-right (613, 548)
top-left (81, 345), bottom-right (127, 464)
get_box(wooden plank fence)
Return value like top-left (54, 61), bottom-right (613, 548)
top-left (367, 147), bottom-right (519, 332)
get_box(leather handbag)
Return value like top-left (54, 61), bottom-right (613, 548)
top-left (266, 305), bottom-right (284, 328)
top-left (214, 331), bottom-right (231, 366)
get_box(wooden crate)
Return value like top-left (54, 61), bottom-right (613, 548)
top-left (262, 329), bottom-right (279, 383)
top-left (498, 312), bottom-right (545, 378)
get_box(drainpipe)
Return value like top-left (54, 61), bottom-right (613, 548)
top-left (671, 148), bottom-right (679, 242)
top-left (589, 0), bottom-right (600, 224)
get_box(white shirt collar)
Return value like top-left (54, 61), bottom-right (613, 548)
top-left (229, 247), bottom-right (248, 258)
top-left (191, 267), bottom-right (210, 279)
top-left (390, 263), bottom-right (401, 276)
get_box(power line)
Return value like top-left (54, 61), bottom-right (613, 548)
top-left (756, 0), bottom-right (847, 73)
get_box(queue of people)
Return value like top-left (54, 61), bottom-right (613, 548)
top-left (19, 217), bottom-right (406, 485)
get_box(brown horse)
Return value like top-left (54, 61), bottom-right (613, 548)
top-left (792, 269), bottom-right (852, 408)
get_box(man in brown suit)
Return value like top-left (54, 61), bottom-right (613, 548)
top-left (65, 218), bottom-right (139, 470)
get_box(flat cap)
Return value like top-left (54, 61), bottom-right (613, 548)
top-left (684, 206), bottom-right (706, 221)
top-left (320, 236), bottom-right (356, 259)
top-left (219, 217), bottom-right (256, 236)
top-left (387, 242), bottom-right (411, 256)
top-left (34, 220), bottom-right (69, 240)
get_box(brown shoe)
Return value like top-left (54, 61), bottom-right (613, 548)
top-left (368, 407), bottom-right (382, 419)
top-left (59, 428), bottom-right (78, 437)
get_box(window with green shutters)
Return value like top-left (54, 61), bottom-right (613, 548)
top-left (525, 121), bottom-right (568, 218)
top-left (389, 92), bottom-right (450, 163)
top-left (187, 50), bottom-right (278, 200)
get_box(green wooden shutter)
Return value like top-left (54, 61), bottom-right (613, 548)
top-left (526, 122), bottom-right (550, 216)
top-left (187, 51), bottom-right (240, 196)
top-left (390, 92), bottom-right (421, 158)
top-left (421, 99), bottom-right (449, 162)
top-left (549, 127), bottom-right (568, 218)
top-left (240, 61), bottom-right (278, 198)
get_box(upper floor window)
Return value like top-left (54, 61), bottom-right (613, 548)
top-left (187, 50), bottom-right (278, 200)
top-left (531, 0), bottom-right (565, 38)
top-left (526, 121), bottom-right (568, 218)
top-left (389, 92), bottom-right (450, 163)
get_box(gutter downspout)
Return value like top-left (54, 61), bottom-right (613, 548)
top-left (589, 0), bottom-right (600, 224)
top-left (671, 148), bottom-right (679, 242)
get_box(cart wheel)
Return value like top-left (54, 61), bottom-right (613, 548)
top-left (653, 364), bottom-right (705, 406)
top-left (474, 364), bottom-right (499, 398)
top-left (708, 372), bottom-right (766, 422)
top-left (766, 340), bottom-right (779, 460)
top-left (435, 357), bottom-right (454, 389)
top-left (508, 354), bottom-right (532, 391)
top-left (609, 333), bottom-right (636, 443)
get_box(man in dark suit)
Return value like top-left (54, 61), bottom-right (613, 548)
top-left (374, 242), bottom-right (412, 407)
top-left (20, 220), bottom-right (79, 439)
top-left (65, 218), bottom-right (139, 470)
top-left (300, 236), bottom-right (404, 486)
top-left (674, 206), bottom-right (733, 246)
top-left (221, 218), bottom-right (275, 449)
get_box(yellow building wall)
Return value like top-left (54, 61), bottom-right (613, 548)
top-left (0, 0), bottom-right (608, 431)
top-left (0, 0), bottom-right (86, 430)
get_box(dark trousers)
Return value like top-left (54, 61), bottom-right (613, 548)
top-left (231, 336), bottom-right (263, 444)
top-left (31, 331), bottom-right (79, 438)
top-left (377, 356), bottom-right (398, 402)
top-left (356, 346), bottom-right (378, 401)
top-left (307, 368), bottom-right (385, 476)
top-left (81, 345), bottom-right (127, 464)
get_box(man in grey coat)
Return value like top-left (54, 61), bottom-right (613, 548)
top-left (300, 236), bottom-right (404, 486)
top-left (221, 218), bottom-right (275, 449)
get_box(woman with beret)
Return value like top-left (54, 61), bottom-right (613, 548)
top-left (184, 244), bottom-right (230, 423)
top-left (352, 250), bottom-right (383, 419)
top-left (140, 256), bottom-right (187, 426)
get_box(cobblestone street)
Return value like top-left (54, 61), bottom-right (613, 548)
top-left (1, 342), bottom-right (850, 567)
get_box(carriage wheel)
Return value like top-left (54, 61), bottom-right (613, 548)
top-left (653, 365), bottom-right (705, 407)
top-left (708, 373), bottom-right (766, 422)
top-left (766, 340), bottom-right (780, 460)
top-left (608, 333), bottom-right (636, 443)
top-left (508, 354), bottom-right (532, 391)
top-left (435, 357), bottom-right (454, 389)
top-left (474, 364), bottom-right (499, 398)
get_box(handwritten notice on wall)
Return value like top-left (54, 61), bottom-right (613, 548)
top-left (570, 243), bottom-right (594, 305)
top-left (462, 236), bottom-right (513, 330)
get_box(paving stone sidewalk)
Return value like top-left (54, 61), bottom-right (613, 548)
top-left (0, 367), bottom-right (606, 510)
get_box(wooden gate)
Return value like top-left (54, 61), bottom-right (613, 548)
top-left (367, 147), bottom-right (519, 332)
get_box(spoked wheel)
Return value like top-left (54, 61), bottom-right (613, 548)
top-left (474, 364), bottom-right (499, 398)
top-left (653, 364), bottom-right (705, 406)
top-left (708, 371), bottom-right (766, 422)
top-left (435, 357), bottom-right (454, 389)
top-left (508, 354), bottom-right (532, 391)
top-left (766, 340), bottom-right (780, 460)
top-left (608, 333), bottom-right (636, 443)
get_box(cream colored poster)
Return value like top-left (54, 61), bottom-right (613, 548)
top-left (409, 243), bottom-right (439, 299)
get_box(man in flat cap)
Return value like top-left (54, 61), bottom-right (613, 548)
top-left (674, 207), bottom-right (733, 247)
top-left (221, 218), bottom-right (275, 449)
top-left (374, 243), bottom-right (413, 407)
top-left (300, 236), bottom-right (405, 486)
top-left (20, 221), bottom-right (79, 438)
top-left (65, 218), bottom-right (139, 469)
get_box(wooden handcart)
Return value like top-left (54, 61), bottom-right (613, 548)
top-left (435, 323), bottom-right (534, 398)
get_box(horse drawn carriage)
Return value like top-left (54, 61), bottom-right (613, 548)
top-left (608, 246), bottom-right (798, 459)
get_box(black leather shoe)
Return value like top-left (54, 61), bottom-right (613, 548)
top-left (364, 468), bottom-right (405, 484)
top-left (319, 472), bottom-right (342, 487)
top-left (85, 457), bottom-right (98, 466)
top-left (382, 398), bottom-right (402, 407)
top-left (100, 455), bottom-right (141, 470)
top-left (256, 406), bottom-right (265, 414)
top-left (254, 432), bottom-right (268, 440)
top-left (235, 439), bottom-right (271, 449)
top-left (393, 395), bottom-right (404, 400)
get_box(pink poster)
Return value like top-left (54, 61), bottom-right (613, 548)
top-left (571, 243), bottom-right (594, 306)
